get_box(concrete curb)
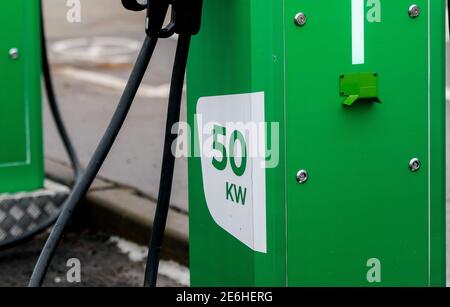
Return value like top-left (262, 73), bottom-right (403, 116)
top-left (45, 158), bottom-right (189, 266)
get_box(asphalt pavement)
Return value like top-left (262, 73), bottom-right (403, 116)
top-left (0, 228), bottom-right (186, 287)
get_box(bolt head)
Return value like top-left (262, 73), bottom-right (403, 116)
top-left (294, 12), bottom-right (307, 27)
top-left (296, 170), bottom-right (309, 184)
top-left (408, 4), bottom-right (421, 18)
top-left (9, 48), bottom-right (19, 60)
top-left (409, 158), bottom-right (421, 172)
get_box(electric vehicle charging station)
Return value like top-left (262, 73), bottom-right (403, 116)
top-left (0, 0), bottom-right (44, 194)
top-left (187, 0), bottom-right (446, 287)
top-left (0, 0), bottom-right (447, 288)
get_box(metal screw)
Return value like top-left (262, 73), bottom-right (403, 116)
top-left (408, 4), bottom-right (421, 18)
top-left (296, 170), bottom-right (309, 184)
top-left (9, 48), bottom-right (19, 60)
top-left (409, 158), bottom-right (421, 172)
top-left (294, 12), bottom-right (307, 27)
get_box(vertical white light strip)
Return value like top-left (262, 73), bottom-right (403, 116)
top-left (352, 0), bottom-right (365, 65)
top-left (427, 0), bottom-right (431, 286)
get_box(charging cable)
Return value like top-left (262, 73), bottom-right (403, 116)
top-left (29, 0), bottom-right (203, 287)
top-left (29, 36), bottom-right (158, 287)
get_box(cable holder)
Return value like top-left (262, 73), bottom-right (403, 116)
top-left (122, 0), bottom-right (203, 38)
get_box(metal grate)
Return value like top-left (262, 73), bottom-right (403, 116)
top-left (0, 180), bottom-right (69, 245)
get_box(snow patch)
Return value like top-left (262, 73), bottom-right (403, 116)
top-left (109, 236), bottom-right (147, 262)
top-left (109, 236), bottom-right (190, 286)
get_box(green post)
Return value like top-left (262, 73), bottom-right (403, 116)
top-left (187, 0), bottom-right (446, 286)
top-left (0, 0), bottom-right (44, 193)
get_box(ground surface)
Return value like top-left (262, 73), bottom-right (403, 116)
top-left (0, 228), bottom-right (184, 287)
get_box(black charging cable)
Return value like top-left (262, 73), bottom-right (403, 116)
top-left (141, 0), bottom-right (202, 287)
top-left (143, 33), bottom-right (191, 287)
top-left (29, 36), bottom-right (158, 287)
top-left (29, 0), bottom-right (202, 287)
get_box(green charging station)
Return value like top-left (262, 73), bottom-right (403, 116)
top-left (0, 0), bottom-right (44, 194)
top-left (187, 0), bottom-right (446, 286)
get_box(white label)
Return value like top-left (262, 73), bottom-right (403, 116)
top-left (352, 0), bottom-right (365, 65)
top-left (195, 92), bottom-right (267, 253)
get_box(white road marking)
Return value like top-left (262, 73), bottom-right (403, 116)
top-left (446, 87), bottom-right (450, 101)
top-left (109, 236), bottom-right (190, 286)
top-left (57, 67), bottom-right (172, 99)
top-left (51, 37), bottom-right (141, 65)
top-left (352, 0), bottom-right (365, 65)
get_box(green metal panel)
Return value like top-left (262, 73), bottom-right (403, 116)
top-left (187, 0), bottom-right (287, 286)
top-left (0, 0), bottom-right (44, 193)
top-left (285, 0), bottom-right (445, 286)
top-left (187, 0), bottom-right (445, 287)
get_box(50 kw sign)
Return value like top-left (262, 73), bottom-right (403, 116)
top-left (196, 92), bottom-right (267, 253)
top-left (212, 125), bottom-right (248, 206)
